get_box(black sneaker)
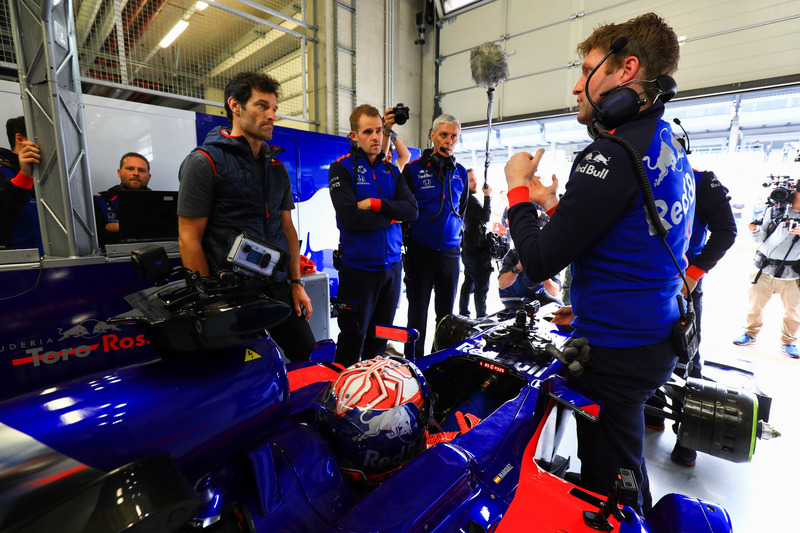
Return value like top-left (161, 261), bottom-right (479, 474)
top-left (670, 442), bottom-right (697, 467)
top-left (644, 412), bottom-right (665, 430)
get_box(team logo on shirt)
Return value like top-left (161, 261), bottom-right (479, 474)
top-left (356, 164), bottom-right (369, 185)
top-left (643, 127), bottom-right (685, 186)
top-left (419, 170), bottom-right (435, 190)
top-left (575, 150), bottom-right (610, 180)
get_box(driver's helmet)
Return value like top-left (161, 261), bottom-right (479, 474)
top-left (315, 356), bottom-right (432, 485)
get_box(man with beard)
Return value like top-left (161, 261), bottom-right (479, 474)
top-left (177, 71), bottom-right (315, 361)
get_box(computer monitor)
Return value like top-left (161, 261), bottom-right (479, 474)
top-left (116, 190), bottom-right (179, 242)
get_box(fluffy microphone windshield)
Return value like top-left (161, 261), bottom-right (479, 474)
top-left (469, 42), bottom-right (509, 89)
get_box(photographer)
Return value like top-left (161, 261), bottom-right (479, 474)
top-left (732, 180), bottom-right (800, 358)
top-left (458, 169), bottom-right (493, 317)
top-left (381, 106), bottom-right (411, 172)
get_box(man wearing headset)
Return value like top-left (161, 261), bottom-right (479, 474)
top-left (403, 114), bottom-right (469, 355)
top-left (328, 104), bottom-right (418, 367)
top-left (503, 13), bottom-right (692, 513)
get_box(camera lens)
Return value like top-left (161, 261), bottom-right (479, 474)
top-left (770, 187), bottom-right (790, 203)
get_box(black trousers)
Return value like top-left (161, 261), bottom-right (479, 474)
top-left (262, 280), bottom-right (316, 363)
top-left (405, 241), bottom-right (460, 356)
top-left (335, 262), bottom-right (402, 367)
top-left (570, 338), bottom-right (677, 515)
top-left (458, 251), bottom-right (493, 317)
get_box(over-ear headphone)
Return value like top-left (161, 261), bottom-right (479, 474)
top-left (585, 37), bottom-right (678, 131)
top-left (425, 149), bottom-right (456, 172)
top-left (592, 87), bottom-right (641, 131)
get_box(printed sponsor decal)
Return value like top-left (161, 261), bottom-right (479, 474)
top-left (576, 150), bottom-right (611, 180)
top-left (7, 319), bottom-right (149, 368)
top-left (575, 162), bottom-right (609, 180)
top-left (583, 150), bottom-right (611, 166)
top-left (362, 441), bottom-right (419, 470)
top-left (58, 319), bottom-right (121, 340)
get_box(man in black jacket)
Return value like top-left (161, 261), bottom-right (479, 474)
top-left (177, 71), bottom-right (315, 361)
top-left (458, 169), bottom-right (493, 317)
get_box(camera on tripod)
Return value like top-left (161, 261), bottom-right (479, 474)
top-left (391, 103), bottom-right (410, 126)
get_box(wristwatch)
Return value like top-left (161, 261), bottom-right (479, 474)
top-left (290, 278), bottom-right (305, 286)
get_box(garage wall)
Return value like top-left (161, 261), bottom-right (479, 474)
top-left (435, 0), bottom-right (800, 125)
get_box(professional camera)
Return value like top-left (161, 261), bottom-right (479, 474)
top-left (752, 175), bottom-right (798, 225)
top-left (391, 103), bottom-right (410, 126)
top-left (486, 231), bottom-right (509, 261)
top-left (764, 175), bottom-right (797, 204)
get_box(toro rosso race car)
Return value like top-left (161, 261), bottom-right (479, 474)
top-left (0, 246), bottom-right (778, 532)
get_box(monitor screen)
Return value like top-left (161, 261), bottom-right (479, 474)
top-left (116, 190), bottom-right (179, 242)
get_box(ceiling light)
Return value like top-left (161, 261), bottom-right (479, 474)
top-left (195, 1), bottom-right (209, 10)
top-left (159, 20), bottom-right (189, 48)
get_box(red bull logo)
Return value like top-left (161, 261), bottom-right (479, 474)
top-left (57, 319), bottom-right (122, 341)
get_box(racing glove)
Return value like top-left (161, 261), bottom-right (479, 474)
top-left (545, 336), bottom-right (590, 377)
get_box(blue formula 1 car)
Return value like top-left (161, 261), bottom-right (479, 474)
top-left (0, 246), bottom-right (776, 532)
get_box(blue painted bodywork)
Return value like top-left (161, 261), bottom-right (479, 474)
top-left (0, 284), bottom-right (734, 532)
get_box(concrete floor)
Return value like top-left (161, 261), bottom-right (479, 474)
top-left (330, 218), bottom-right (796, 530)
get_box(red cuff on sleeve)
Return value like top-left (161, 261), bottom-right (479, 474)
top-left (507, 186), bottom-right (530, 208)
top-left (545, 204), bottom-right (558, 217)
top-left (11, 172), bottom-right (33, 190)
top-left (370, 198), bottom-right (382, 212)
top-left (686, 264), bottom-right (706, 281)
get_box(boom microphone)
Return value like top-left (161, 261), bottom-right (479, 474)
top-left (609, 36), bottom-right (628, 54)
top-left (469, 42), bottom-right (509, 89)
top-left (469, 42), bottom-right (509, 188)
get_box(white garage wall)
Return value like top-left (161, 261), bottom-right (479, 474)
top-left (436, 0), bottom-right (800, 125)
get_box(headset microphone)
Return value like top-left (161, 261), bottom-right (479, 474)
top-left (673, 118), bottom-right (692, 154)
top-left (583, 37), bottom-right (642, 132)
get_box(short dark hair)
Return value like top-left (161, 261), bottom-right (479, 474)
top-left (224, 72), bottom-right (281, 125)
top-left (349, 104), bottom-right (381, 133)
top-left (6, 116), bottom-right (26, 147)
top-left (119, 152), bottom-right (150, 172)
top-left (577, 12), bottom-right (680, 81)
